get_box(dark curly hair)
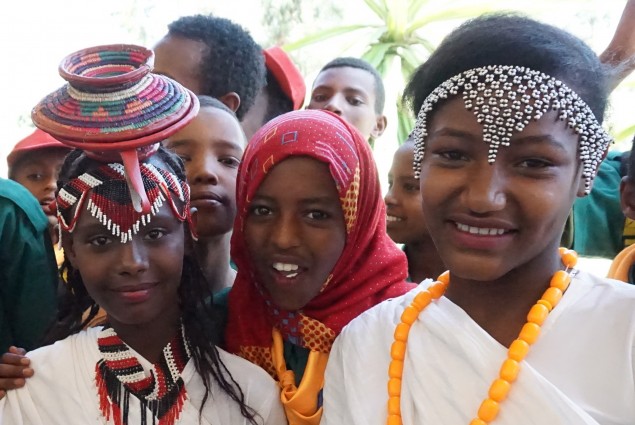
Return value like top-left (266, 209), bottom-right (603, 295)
top-left (167, 14), bottom-right (266, 121)
top-left (263, 69), bottom-right (295, 123)
top-left (319, 57), bottom-right (386, 114)
top-left (403, 13), bottom-right (609, 123)
top-left (45, 146), bottom-right (260, 424)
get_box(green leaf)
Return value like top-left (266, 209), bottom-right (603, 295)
top-left (397, 108), bottom-right (415, 144)
top-left (406, 3), bottom-right (501, 32)
top-left (408, 0), bottom-right (431, 18)
top-left (363, 42), bottom-right (394, 69)
top-left (283, 24), bottom-right (374, 51)
top-left (614, 123), bottom-right (635, 144)
top-left (363, 0), bottom-right (388, 20)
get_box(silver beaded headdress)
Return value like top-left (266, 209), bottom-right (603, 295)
top-left (411, 65), bottom-right (612, 193)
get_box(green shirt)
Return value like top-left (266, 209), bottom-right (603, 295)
top-left (571, 151), bottom-right (626, 258)
top-left (0, 179), bottom-right (58, 352)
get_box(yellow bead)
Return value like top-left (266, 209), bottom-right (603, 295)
top-left (558, 247), bottom-right (568, 256)
top-left (519, 322), bottom-right (541, 345)
top-left (526, 303), bottom-right (549, 325)
top-left (387, 378), bottom-right (401, 397)
top-left (488, 378), bottom-right (511, 402)
top-left (477, 398), bottom-right (499, 422)
top-left (389, 360), bottom-right (404, 378)
top-left (536, 299), bottom-right (553, 312)
top-left (561, 250), bottom-right (578, 268)
top-left (393, 323), bottom-right (411, 342)
top-left (387, 414), bottom-right (402, 425)
top-left (549, 270), bottom-right (571, 292)
top-left (391, 341), bottom-right (406, 361)
top-left (411, 291), bottom-right (432, 311)
top-left (542, 287), bottom-right (563, 308)
top-left (428, 282), bottom-right (447, 299)
top-left (400, 306), bottom-right (419, 325)
top-left (388, 396), bottom-right (401, 415)
top-left (500, 358), bottom-right (520, 382)
top-left (508, 338), bottom-right (530, 361)
top-left (469, 419), bottom-right (488, 425)
top-left (437, 271), bottom-right (450, 285)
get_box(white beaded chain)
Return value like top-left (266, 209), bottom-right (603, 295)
top-left (411, 65), bottom-right (612, 193)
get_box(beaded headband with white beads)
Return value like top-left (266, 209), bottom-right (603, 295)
top-left (56, 162), bottom-right (194, 243)
top-left (411, 65), bottom-right (612, 193)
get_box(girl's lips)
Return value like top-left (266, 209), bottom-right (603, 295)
top-left (450, 221), bottom-right (515, 250)
top-left (114, 282), bottom-right (158, 303)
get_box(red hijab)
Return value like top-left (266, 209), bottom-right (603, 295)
top-left (225, 110), bottom-right (413, 373)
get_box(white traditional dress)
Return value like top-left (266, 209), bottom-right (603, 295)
top-left (0, 327), bottom-right (286, 425)
top-left (321, 270), bottom-right (635, 425)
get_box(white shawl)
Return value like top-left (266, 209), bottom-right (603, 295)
top-left (0, 327), bottom-right (286, 425)
top-left (321, 271), bottom-right (635, 425)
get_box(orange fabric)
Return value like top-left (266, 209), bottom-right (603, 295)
top-left (608, 243), bottom-right (635, 282)
top-left (272, 329), bottom-right (327, 425)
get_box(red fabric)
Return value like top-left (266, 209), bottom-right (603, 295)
top-left (264, 46), bottom-right (306, 110)
top-left (225, 110), bottom-right (413, 362)
top-left (7, 129), bottom-right (69, 168)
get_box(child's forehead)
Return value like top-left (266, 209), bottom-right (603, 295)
top-left (314, 67), bottom-right (376, 94)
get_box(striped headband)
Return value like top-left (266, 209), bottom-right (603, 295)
top-left (57, 163), bottom-right (194, 243)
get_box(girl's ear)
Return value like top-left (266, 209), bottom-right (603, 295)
top-left (61, 232), bottom-right (78, 268)
top-left (218, 92), bottom-right (241, 113)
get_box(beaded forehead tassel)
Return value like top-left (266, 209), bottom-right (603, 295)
top-left (57, 162), bottom-right (192, 243)
top-left (411, 65), bottom-right (612, 194)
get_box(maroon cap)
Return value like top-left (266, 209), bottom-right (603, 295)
top-left (7, 129), bottom-right (70, 168)
top-left (264, 47), bottom-right (306, 110)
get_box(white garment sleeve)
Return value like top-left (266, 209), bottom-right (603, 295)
top-left (320, 333), bottom-right (348, 425)
top-left (0, 384), bottom-right (45, 425)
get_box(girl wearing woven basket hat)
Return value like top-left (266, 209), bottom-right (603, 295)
top-left (0, 44), bottom-right (284, 425)
top-left (321, 14), bottom-right (635, 425)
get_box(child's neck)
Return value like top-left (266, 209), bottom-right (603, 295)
top-left (195, 232), bottom-right (236, 293)
top-left (444, 246), bottom-right (563, 347)
top-left (404, 237), bottom-right (445, 283)
top-left (110, 310), bottom-right (181, 364)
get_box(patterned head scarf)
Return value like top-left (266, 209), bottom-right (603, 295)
top-left (225, 109), bottom-right (413, 374)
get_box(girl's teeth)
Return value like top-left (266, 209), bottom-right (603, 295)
top-left (273, 262), bottom-right (299, 272)
top-left (456, 222), bottom-right (505, 236)
top-left (386, 215), bottom-right (402, 222)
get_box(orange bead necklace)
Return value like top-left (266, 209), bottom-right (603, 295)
top-left (386, 248), bottom-right (578, 425)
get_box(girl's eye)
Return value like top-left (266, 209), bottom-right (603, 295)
top-left (220, 156), bottom-right (241, 168)
top-left (439, 151), bottom-right (467, 161)
top-left (307, 210), bottom-right (329, 220)
top-left (403, 183), bottom-right (419, 192)
top-left (348, 97), bottom-right (363, 106)
top-left (312, 93), bottom-right (327, 102)
top-left (89, 236), bottom-right (111, 247)
top-left (250, 205), bottom-right (272, 216)
top-left (518, 158), bottom-right (553, 168)
top-left (145, 229), bottom-right (166, 240)
top-left (27, 174), bottom-right (43, 181)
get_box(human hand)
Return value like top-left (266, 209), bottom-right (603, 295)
top-left (46, 214), bottom-right (60, 246)
top-left (0, 347), bottom-right (32, 400)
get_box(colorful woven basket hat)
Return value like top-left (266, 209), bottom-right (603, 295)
top-left (32, 44), bottom-right (199, 213)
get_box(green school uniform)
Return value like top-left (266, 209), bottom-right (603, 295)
top-left (0, 179), bottom-right (57, 352)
